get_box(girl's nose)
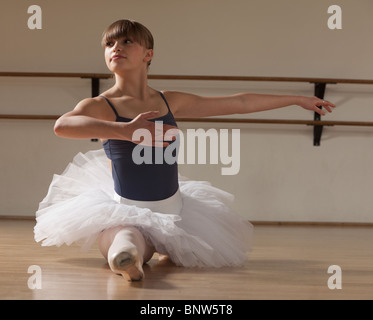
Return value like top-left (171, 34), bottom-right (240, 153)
top-left (112, 41), bottom-right (121, 52)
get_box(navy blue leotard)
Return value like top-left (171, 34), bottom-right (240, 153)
top-left (101, 91), bottom-right (179, 201)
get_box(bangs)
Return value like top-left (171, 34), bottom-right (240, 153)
top-left (101, 19), bottom-right (154, 49)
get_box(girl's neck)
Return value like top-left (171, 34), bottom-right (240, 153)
top-left (113, 68), bottom-right (150, 100)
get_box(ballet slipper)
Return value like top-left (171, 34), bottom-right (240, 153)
top-left (108, 246), bottom-right (144, 281)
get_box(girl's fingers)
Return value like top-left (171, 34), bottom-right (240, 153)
top-left (131, 113), bottom-right (179, 147)
top-left (314, 99), bottom-right (336, 115)
top-left (137, 111), bottom-right (160, 120)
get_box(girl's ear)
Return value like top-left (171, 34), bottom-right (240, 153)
top-left (144, 49), bottom-right (154, 64)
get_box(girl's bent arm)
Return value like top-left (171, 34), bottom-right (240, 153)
top-left (54, 98), bottom-right (127, 140)
top-left (54, 98), bottom-right (177, 145)
top-left (54, 114), bottom-right (127, 140)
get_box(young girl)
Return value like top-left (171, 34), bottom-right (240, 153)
top-left (34, 19), bottom-right (335, 281)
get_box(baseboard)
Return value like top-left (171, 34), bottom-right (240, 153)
top-left (1, 215), bottom-right (372, 227)
top-left (0, 215), bottom-right (35, 221)
top-left (251, 220), bottom-right (373, 227)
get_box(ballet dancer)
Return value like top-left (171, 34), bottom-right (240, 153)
top-left (34, 19), bottom-right (335, 281)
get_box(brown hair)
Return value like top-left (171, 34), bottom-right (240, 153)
top-left (102, 20), bottom-right (154, 66)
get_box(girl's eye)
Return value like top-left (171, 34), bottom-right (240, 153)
top-left (105, 39), bottom-right (133, 47)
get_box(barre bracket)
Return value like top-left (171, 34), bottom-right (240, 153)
top-left (313, 82), bottom-right (327, 146)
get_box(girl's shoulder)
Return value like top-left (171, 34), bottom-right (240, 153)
top-left (160, 90), bottom-right (202, 116)
top-left (73, 96), bottom-right (117, 121)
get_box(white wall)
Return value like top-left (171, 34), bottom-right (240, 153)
top-left (1, 0), bottom-right (373, 223)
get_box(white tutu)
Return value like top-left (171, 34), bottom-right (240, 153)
top-left (34, 149), bottom-right (253, 267)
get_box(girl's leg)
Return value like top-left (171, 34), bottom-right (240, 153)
top-left (98, 226), bottom-right (155, 281)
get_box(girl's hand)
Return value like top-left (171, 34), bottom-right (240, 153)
top-left (125, 111), bottom-right (179, 147)
top-left (298, 96), bottom-right (336, 116)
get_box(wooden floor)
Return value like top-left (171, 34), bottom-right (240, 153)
top-left (0, 219), bottom-right (372, 300)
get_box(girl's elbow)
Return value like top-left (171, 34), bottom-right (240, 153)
top-left (54, 118), bottom-right (66, 137)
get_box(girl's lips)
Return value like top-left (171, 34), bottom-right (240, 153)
top-left (111, 55), bottom-right (125, 61)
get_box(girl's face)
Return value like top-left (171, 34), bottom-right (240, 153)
top-left (104, 37), bottom-right (153, 73)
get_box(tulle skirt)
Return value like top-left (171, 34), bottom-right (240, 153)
top-left (34, 149), bottom-right (253, 267)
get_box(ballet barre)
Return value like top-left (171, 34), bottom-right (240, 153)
top-left (1, 72), bottom-right (373, 145)
top-left (1, 72), bottom-right (373, 84)
top-left (1, 113), bottom-right (373, 127)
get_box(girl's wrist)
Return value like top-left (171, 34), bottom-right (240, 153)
top-left (114, 122), bottom-right (131, 141)
top-left (294, 95), bottom-right (304, 107)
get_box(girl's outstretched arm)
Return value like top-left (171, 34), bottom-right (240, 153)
top-left (166, 92), bottom-right (335, 118)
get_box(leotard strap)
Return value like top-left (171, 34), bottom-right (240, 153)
top-left (100, 92), bottom-right (170, 119)
top-left (99, 95), bottom-right (120, 118)
top-left (158, 91), bottom-right (172, 113)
